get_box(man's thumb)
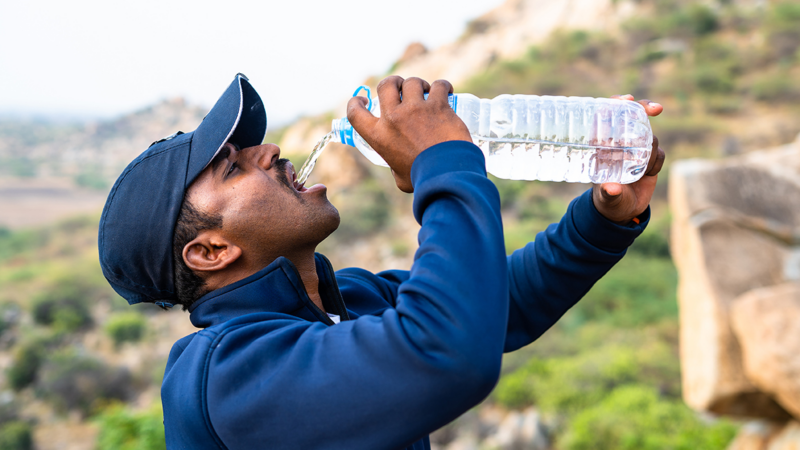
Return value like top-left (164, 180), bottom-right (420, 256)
top-left (601, 182), bottom-right (623, 199)
top-left (347, 96), bottom-right (378, 136)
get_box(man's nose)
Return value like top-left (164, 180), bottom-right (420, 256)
top-left (247, 143), bottom-right (281, 169)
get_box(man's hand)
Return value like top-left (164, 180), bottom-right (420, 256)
top-left (347, 76), bottom-right (472, 193)
top-left (592, 95), bottom-right (665, 225)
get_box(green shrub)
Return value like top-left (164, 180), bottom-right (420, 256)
top-left (0, 421), bottom-right (33, 450)
top-left (30, 282), bottom-right (93, 332)
top-left (622, 17), bottom-right (662, 46)
top-left (628, 219), bottom-right (671, 258)
top-left (561, 254), bottom-right (678, 328)
top-left (0, 228), bottom-right (48, 262)
top-left (664, 5), bottom-right (719, 37)
top-left (74, 166), bottom-right (109, 190)
top-left (105, 312), bottom-right (146, 347)
top-left (765, 1), bottom-right (800, 60)
top-left (0, 302), bottom-right (21, 337)
top-left (704, 95), bottom-right (742, 115)
top-left (494, 336), bottom-right (680, 413)
top-left (95, 403), bottom-right (166, 450)
top-left (693, 63), bottom-right (736, 94)
top-left (5, 157), bottom-right (37, 178)
top-left (331, 177), bottom-right (390, 240)
top-left (651, 116), bottom-right (715, 146)
top-left (7, 339), bottom-right (46, 390)
top-left (750, 72), bottom-right (800, 102)
top-left (559, 385), bottom-right (737, 450)
top-left (36, 351), bottom-right (132, 416)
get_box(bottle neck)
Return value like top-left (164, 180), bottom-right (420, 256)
top-left (331, 118), bottom-right (356, 147)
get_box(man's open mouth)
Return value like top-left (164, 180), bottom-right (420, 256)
top-left (290, 164), bottom-right (307, 192)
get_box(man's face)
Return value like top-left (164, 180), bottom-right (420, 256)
top-left (186, 142), bottom-right (340, 267)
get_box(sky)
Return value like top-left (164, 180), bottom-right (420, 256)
top-left (0, 0), bottom-right (505, 127)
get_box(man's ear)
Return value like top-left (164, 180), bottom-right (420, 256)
top-left (183, 230), bottom-right (242, 273)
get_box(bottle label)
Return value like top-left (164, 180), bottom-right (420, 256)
top-left (339, 118), bottom-right (355, 147)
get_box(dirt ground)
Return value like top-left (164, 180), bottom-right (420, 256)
top-left (0, 177), bottom-right (108, 229)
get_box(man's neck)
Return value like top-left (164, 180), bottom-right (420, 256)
top-left (207, 250), bottom-right (325, 313)
top-left (290, 254), bottom-right (324, 313)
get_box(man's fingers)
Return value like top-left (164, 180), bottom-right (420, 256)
top-left (377, 76), bottom-right (403, 110)
top-left (401, 77), bottom-right (429, 100)
top-left (637, 99), bottom-right (663, 117)
top-left (347, 96), bottom-right (379, 137)
top-left (644, 136), bottom-right (664, 176)
top-left (601, 182), bottom-right (623, 198)
top-left (610, 95), bottom-right (663, 117)
top-left (646, 145), bottom-right (666, 177)
top-left (429, 79), bottom-right (454, 102)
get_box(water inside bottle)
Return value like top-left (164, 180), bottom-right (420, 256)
top-left (296, 131), bottom-right (335, 186)
top-left (477, 138), bottom-right (650, 183)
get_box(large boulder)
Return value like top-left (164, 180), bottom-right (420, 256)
top-left (727, 421), bottom-right (800, 450)
top-left (731, 283), bottom-right (800, 419)
top-left (670, 136), bottom-right (800, 419)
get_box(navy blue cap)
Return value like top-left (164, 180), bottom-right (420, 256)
top-left (98, 74), bottom-right (267, 306)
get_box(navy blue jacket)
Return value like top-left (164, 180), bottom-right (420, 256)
top-left (161, 141), bottom-right (647, 449)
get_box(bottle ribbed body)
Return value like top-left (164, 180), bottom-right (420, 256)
top-left (333, 93), bottom-right (653, 184)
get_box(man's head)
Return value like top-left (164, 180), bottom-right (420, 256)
top-left (171, 141), bottom-right (339, 307)
top-left (99, 74), bottom-right (338, 310)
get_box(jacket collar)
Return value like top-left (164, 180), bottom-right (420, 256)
top-left (188, 253), bottom-right (349, 329)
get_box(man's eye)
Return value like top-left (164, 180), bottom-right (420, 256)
top-left (227, 162), bottom-right (238, 176)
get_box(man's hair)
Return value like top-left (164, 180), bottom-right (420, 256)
top-left (172, 198), bottom-right (223, 310)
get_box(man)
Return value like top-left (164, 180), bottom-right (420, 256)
top-left (99, 73), bottom-right (663, 449)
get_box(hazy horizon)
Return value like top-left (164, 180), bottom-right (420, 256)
top-left (1, 0), bottom-right (505, 128)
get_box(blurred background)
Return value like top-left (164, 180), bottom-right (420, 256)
top-left (1, 0), bottom-right (799, 449)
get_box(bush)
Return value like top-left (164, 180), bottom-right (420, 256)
top-left (494, 335), bottom-right (680, 413)
top-left (664, 5), bottom-right (719, 38)
top-left (331, 178), bottom-right (390, 240)
top-left (0, 302), bottom-right (21, 337)
top-left (693, 63), bottom-right (736, 94)
top-left (562, 254), bottom-right (678, 328)
top-left (652, 116), bottom-right (715, 146)
top-left (0, 421), bottom-right (33, 450)
top-left (7, 339), bottom-right (47, 390)
top-left (765, 1), bottom-right (800, 60)
top-left (0, 228), bottom-right (48, 262)
top-left (5, 157), bottom-right (37, 178)
top-left (750, 72), bottom-right (800, 102)
top-left (95, 403), bottom-right (166, 450)
top-left (74, 166), bottom-right (109, 190)
top-left (30, 281), bottom-right (93, 332)
top-left (105, 312), bottom-right (146, 347)
top-left (36, 351), bottom-right (132, 416)
top-left (559, 385), bottom-right (737, 450)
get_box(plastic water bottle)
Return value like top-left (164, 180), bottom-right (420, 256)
top-left (331, 87), bottom-right (653, 184)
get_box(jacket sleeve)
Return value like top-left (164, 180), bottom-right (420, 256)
top-left (503, 189), bottom-right (649, 352)
top-left (205, 141), bottom-right (509, 450)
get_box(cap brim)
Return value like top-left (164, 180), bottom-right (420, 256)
top-left (185, 73), bottom-right (267, 189)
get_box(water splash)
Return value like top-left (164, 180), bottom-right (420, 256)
top-left (296, 131), bottom-right (335, 186)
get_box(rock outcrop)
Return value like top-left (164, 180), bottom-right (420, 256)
top-left (727, 420), bottom-right (800, 450)
top-left (670, 134), bottom-right (800, 448)
top-left (731, 283), bottom-right (800, 420)
top-left (390, 0), bottom-right (638, 88)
